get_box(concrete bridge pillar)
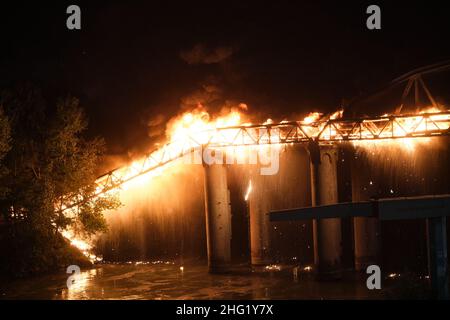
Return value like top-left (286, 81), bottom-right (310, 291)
top-left (248, 173), bottom-right (272, 266)
top-left (203, 163), bottom-right (232, 273)
top-left (308, 141), bottom-right (342, 279)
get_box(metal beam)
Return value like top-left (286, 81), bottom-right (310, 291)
top-left (270, 194), bottom-right (450, 221)
top-left (270, 201), bottom-right (373, 221)
top-left (270, 194), bottom-right (450, 300)
top-left (377, 195), bottom-right (450, 220)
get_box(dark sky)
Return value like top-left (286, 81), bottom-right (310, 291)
top-left (1, 1), bottom-right (449, 162)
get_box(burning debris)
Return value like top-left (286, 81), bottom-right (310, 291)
top-left (61, 229), bottom-right (102, 263)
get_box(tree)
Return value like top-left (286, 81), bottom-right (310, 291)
top-left (0, 85), bottom-right (120, 276)
top-left (47, 97), bottom-right (121, 236)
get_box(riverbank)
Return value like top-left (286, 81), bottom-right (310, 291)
top-left (0, 229), bottom-right (92, 284)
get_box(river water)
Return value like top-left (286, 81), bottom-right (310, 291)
top-left (1, 262), bottom-right (429, 300)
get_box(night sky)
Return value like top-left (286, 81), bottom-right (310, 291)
top-left (1, 1), bottom-right (449, 168)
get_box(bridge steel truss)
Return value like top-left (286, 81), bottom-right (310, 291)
top-left (61, 111), bottom-right (450, 212)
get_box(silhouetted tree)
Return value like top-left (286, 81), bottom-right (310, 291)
top-left (0, 85), bottom-right (120, 276)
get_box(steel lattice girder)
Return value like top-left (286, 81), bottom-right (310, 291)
top-left (61, 111), bottom-right (450, 212)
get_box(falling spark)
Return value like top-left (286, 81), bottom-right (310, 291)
top-left (244, 180), bottom-right (253, 201)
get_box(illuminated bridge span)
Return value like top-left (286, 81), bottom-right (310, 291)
top-left (92, 59), bottom-right (450, 196)
top-left (90, 111), bottom-right (450, 200)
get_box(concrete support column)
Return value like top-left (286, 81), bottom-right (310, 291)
top-left (203, 163), bottom-right (232, 273)
top-left (309, 142), bottom-right (342, 278)
top-left (248, 174), bottom-right (272, 266)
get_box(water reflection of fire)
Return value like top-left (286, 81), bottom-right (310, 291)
top-left (62, 268), bottom-right (98, 300)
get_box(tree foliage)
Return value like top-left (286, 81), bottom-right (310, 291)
top-left (0, 85), bottom-right (120, 276)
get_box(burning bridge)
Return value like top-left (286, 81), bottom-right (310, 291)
top-left (63, 62), bottom-right (450, 297)
top-left (94, 111), bottom-right (450, 198)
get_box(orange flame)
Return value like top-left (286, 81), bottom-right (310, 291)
top-left (352, 106), bottom-right (450, 152)
top-left (61, 229), bottom-right (101, 263)
top-left (302, 112), bottom-right (323, 124)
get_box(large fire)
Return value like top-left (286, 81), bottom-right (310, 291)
top-left (62, 104), bottom-right (450, 260)
top-left (99, 104), bottom-right (448, 203)
top-left (103, 105), bottom-right (251, 193)
top-left (74, 104), bottom-right (450, 204)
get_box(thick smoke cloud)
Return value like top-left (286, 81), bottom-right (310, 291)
top-left (147, 114), bottom-right (165, 138)
top-left (180, 44), bottom-right (234, 65)
top-left (180, 84), bottom-right (223, 110)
